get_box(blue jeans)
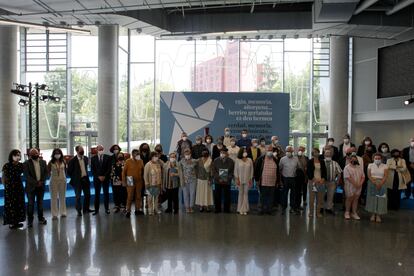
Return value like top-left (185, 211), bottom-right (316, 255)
top-left (182, 181), bottom-right (196, 208)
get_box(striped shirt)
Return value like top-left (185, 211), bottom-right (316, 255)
top-left (324, 160), bottom-right (342, 182)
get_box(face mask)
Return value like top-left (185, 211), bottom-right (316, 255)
top-left (134, 155), bottom-right (141, 161)
top-left (78, 151), bottom-right (84, 156)
top-left (170, 158), bottom-right (176, 163)
top-left (260, 141), bottom-right (266, 146)
top-left (273, 140), bottom-right (279, 145)
top-left (381, 147), bottom-right (388, 153)
top-left (286, 152), bottom-right (293, 158)
top-left (230, 141), bottom-right (236, 146)
top-left (374, 159), bottom-right (381, 165)
top-left (54, 154), bottom-right (61, 160)
top-left (242, 134), bottom-right (247, 138)
top-left (220, 153), bottom-right (226, 159)
top-left (185, 155), bottom-right (191, 160)
top-left (202, 153), bottom-right (209, 158)
top-left (325, 157), bottom-right (332, 161)
top-left (351, 160), bottom-right (358, 166)
top-left (196, 140), bottom-right (202, 145)
top-left (206, 139), bottom-right (212, 144)
top-left (32, 155), bottom-right (39, 160)
top-left (142, 148), bottom-right (149, 152)
top-left (155, 148), bottom-right (162, 153)
top-left (182, 137), bottom-right (187, 141)
top-left (118, 157), bottom-right (125, 161)
top-left (344, 139), bottom-right (350, 144)
top-left (225, 131), bottom-right (230, 136)
top-left (393, 154), bottom-right (399, 159)
top-left (13, 155), bottom-right (20, 162)
top-left (328, 141), bottom-right (334, 146)
top-left (410, 142), bottom-right (414, 147)
top-left (364, 141), bottom-right (371, 146)
top-left (242, 152), bottom-right (248, 158)
top-left (266, 152), bottom-right (273, 157)
top-left (252, 143), bottom-right (258, 147)
top-left (98, 150), bottom-right (104, 155)
top-left (298, 151), bottom-right (303, 157)
top-left (273, 152), bottom-right (278, 157)
top-left (113, 150), bottom-right (119, 155)
top-left (152, 157), bottom-right (159, 162)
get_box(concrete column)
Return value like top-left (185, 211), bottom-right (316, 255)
top-left (329, 36), bottom-right (349, 142)
top-left (0, 26), bottom-right (18, 166)
top-left (98, 25), bottom-right (118, 151)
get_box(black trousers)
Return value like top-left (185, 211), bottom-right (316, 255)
top-left (389, 172), bottom-right (402, 210)
top-left (260, 186), bottom-right (275, 213)
top-left (75, 177), bottom-right (91, 213)
top-left (113, 185), bottom-right (127, 208)
top-left (214, 183), bottom-right (231, 212)
top-left (166, 187), bottom-right (179, 212)
top-left (281, 177), bottom-right (297, 209)
top-left (296, 170), bottom-right (307, 203)
top-left (27, 186), bottom-right (45, 223)
top-left (94, 179), bottom-right (110, 211)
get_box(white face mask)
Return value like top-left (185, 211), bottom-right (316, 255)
top-left (220, 153), bottom-right (226, 159)
top-left (261, 141), bottom-right (266, 146)
top-left (225, 131), bottom-right (230, 136)
top-left (230, 141), bottom-right (236, 146)
top-left (298, 151), bottom-right (303, 157)
top-left (113, 150), bottom-right (119, 155)
top-left (134, 155), bottom-right (141, 161)
top-left (344, 139), bottom-right (350, 144)
top-left (374, 159), bottom-right (382, 165)
top-left (54, 154), bottom-right (61, 160)
top-left (12, 155), bottom-right (21, 162)
top-left (286, 152), bottom-right (293, 158)
top-left (152, 157), bottom-right (159, 162)
top-left (410, 142), bottom-right (414, 147)
top-left (325, 157), bottom-right (332, 161)
top-left (272, 152), bottom-right (278, 157)
top-left (206, 139), bottom-right (212, 144)
top-left (252, 143), bottom-right (258, 147)
top-left (185, 155), bottom-right (191, 160)
top-left (273, 140), bottom-right (279, 145)
top-left (381, 147), bottom-right (388, 153)
top-left (266, 152), bottom-right (273, 157)
top-left (364, 140), bottom-right (371, 146)
top-left (170, 158), bottom-right (176, 163)
top-left (182, 137), bottom-right (187, 141)
top-left (98, 150), bottom-right (104, 155)
top-left (242, 134), bottom-right (247, 138)
top-left (242, 152), bottom-right (248, 158)
top-left (328, 141), bottom-right (334, 146)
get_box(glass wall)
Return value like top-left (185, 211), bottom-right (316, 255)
top-left (20, 29), bottom-right (330, 155)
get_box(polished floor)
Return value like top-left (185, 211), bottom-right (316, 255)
top-left (1, 205), bottom-right (414, 276)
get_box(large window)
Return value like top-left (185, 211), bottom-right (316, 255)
top-left (19, 29), bottom-right (330, 155)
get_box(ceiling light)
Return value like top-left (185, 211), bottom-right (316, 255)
top-left (268, 35), bottom-right (274, 40)
top-left (186, 37), bottom-right (193, 41)
top-left (201, 36), bottom-right (207, 40)
top-left (228, 36), bottom-right (234, 41)
top-left (404, 98), bottom-right (414, 106)
top-left (18, 99), bottom-right (29, 106)
top-left (241, 35), bottom-right (247, 41)
top-left (40, 95), bottom-right (49, 102)
top-left (281, 34), bottom-right (286, 40)
top-left (216, 36), bottom-right (221, 41)
top-left (294, 34), bottom-right (299, 39)
top-left (255, 35), bottom-right (260, 40)
top-left (0, 19), bottom-right (90, 34)
top-left (11, 88), bottom-right (30, 98)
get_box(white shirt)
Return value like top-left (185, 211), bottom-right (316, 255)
top-left (368, 163), bottom-right (388, 179)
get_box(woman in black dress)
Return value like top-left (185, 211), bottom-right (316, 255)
top-left (2, 149), bottom-right (26, 229)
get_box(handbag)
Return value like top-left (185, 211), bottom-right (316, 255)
top-left (401, 169), bottom-right (412, 186)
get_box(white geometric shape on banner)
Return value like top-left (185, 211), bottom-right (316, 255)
top-left (160, 93), bottom-right (173, 109)
top-left (218, 102), bottom-right (224, 109)
top-left (169, 122), bottom-right (183, 154)
top-left (172, 112), bottom-right (210, 135)
top-left (170, 92), bottom-right (197, 117)
top-left (195, 99), bottom-right (220, 121)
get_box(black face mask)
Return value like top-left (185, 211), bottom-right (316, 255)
top-left (202, 153), bottom-right (209, 158)
top-left (351, 160), bottom-right (359, 165)
top-left (78, 151), bottom-right (84, 156)
top-left (32, 155), bottom-right (39, 160)
top-left (118, 157), bottom-right (124, 161)
top-left (155, 149), bottom-right (161, 153)
top-left (393, 155), bottom-right (400, 158)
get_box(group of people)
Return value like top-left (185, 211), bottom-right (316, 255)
top-left (1, 128), bottom-right (413, 230)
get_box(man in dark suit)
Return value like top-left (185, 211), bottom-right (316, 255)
top-left (338, 134), bottom-right (356, 168)
top-left (67, 145), bottom-right (93, 216)
top-left (323, 137), bottom-right (340, 162)
top-left (91, 145), bottom-right (112, 215)
top-left (402, 137), bottom-right (414, 199)
top-left (23, 148), bottom-right (48, 228)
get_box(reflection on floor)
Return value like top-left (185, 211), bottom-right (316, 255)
top-left (1, 206), bottom-right (414, 276)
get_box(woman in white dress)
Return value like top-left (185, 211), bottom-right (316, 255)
top-left (235, 147), bottom-right (254, 215)
top-left (195, 150), bottom-right (214, 212)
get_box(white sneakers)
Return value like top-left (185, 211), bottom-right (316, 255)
top-left (344, 212), bottom-right (360, 220)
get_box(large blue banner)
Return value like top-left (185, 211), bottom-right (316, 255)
top-left (160, 92), bottom-right (290, 154)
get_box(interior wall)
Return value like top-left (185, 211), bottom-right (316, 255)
top-left (351, 29), bottom-right (414, 146)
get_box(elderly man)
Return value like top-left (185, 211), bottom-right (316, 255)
top-left (323, 147), bottom-right (342, 215)
top-left (254, 145), bottom-right (279, 215)
top-left (23, 148), bottom-right (48, 228)
top-left (271, 135), bottom-right (285, 159)
top-left (212, 148), bottom-right (234, 213)
top-left (279, 146), bottom-right (300, 215)
top-left (91, 145), bottom-right (112, 215)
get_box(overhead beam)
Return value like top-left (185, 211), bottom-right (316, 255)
top-left (386, 0), bottom-right (414, 15)
top-left (354, 0), bottom-right (380, 15)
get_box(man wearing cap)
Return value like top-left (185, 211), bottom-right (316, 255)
top-left (212, 148), bottom-right (234, 213)
top-left (23, 148), bottom-right (48, 227)
top-left (91, 145), bottom-right (112, 215)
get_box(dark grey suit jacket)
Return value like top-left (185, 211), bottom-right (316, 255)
top-left (23, 159), bottom-right (48, 193)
